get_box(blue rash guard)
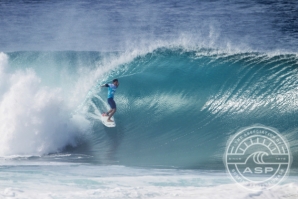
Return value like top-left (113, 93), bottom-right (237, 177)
top-left (106, 83), bottom-right (117, 98)
top-left (105, 83), bottom-right (117, 109)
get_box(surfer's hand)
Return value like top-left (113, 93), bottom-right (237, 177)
top-left (101, 84), bottom-right (109, 87)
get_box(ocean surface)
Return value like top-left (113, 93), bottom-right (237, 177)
top-left (1, 0), bottom-right (298, 198)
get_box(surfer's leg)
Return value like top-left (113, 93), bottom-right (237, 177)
top-left (107, 98), bottom-right (117, 122)
top-left (106, 109), bottom-right (113, 116)
top-left (107, 108), bottom-right (116, 122)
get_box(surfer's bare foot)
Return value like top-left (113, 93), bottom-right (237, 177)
top-left (107, 119), bottom-right (114, 122)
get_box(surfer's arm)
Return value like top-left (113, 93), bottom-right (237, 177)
top-left (101, 84), bottom-right (109, 87)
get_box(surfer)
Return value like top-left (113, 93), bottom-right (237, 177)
top-left (101, 79), bottom-right (119, 122)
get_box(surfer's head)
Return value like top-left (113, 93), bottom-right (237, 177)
top-left (113, 79), bottom-right (119, 87)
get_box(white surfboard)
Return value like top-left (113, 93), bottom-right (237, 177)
top-left (101, 113), bottom-right (116, 127)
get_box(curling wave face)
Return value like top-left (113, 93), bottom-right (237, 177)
top-left (1, 48), bottom-right (298, 169)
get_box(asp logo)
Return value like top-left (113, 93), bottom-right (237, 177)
top-left (224, 125), bottom-right (292, 191)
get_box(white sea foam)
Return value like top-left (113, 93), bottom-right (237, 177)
top-left (0, 47), bottom-right (156, 156)
top-left (0, 53), bottom-right (89, 156)
top-left (0, 165), bottom-right (297, 199)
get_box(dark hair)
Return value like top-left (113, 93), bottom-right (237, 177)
top-left (113, 79), bottom-right (118, 82)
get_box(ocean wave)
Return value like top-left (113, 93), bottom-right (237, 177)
top-left (0, 48), bottom-right (298, 169)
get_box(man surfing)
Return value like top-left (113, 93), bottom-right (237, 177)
top-left (101, 79), bottom-right (119, 122)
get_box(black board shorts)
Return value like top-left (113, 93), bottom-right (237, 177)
top-left (108, 98), bottom-right (116, 109)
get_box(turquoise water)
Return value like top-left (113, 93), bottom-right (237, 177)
top-left (1, 0), bottom-right (298, 198)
